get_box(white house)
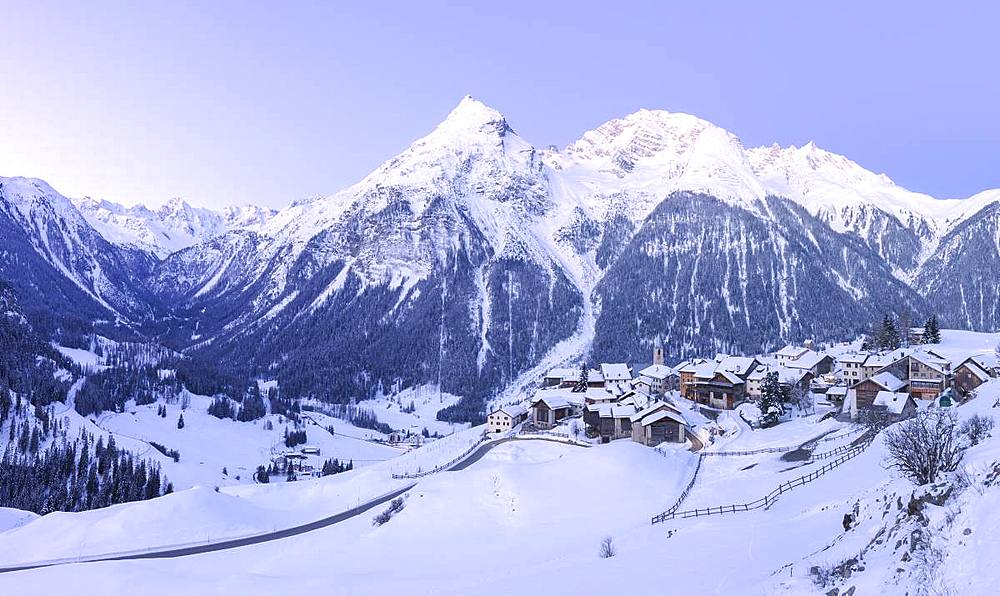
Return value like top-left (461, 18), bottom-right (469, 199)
top-left (600, 363), bottom-right (633, 392)
top-left (636, 364), bottom-right (673, 396)
top-left (774, 345), bottom-right (810, 362)
top-left (837, 353), bottom-right (869, 383)
top-left (487, 404), bottom-right (528, 434)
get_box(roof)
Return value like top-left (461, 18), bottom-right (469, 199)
top-left (838, 352), bottom-right (869, 365)
top-left (784, 351), bottom-right (830, 371)
top-left (718, 356), bottom-right (757, 376)
top-left (826, 386), bottom-right (848, 397)
top-left (629, 401), bottom-right (683, 423)
top-left (909, 350), bottom-right (950, 374)
top-left (873, 391), bottom-right (912, 415)
top-left (600, 363), bottom-right (632, 381)
top-left (638, 364), bottom-right (673, 380)
top-left (865, 348), bottom-right (911, 369)
top-left (638, 409), bottom-right (686, 427)
top-left (492, 404), bottom-right (527, 418)
top-left (532, 395), bottom-right (570, 410)
top-left (870, 371), bottom-right (908, 392)
top-left (690, 360), bottom-right (719, 379)
top-left (544, 367), bottom-right (576, 380)
top-left (965, 353), bottom-right (999, 371)
top-left (958, 360), bottom-right (991, 382)
top-left (678, 358), bottom-right (709, 374)
top-left (775, 345), bottom-right (810, 359)
top-left (716, 369), bottom-right (744, 385)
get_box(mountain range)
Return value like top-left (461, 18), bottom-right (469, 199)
top-left (2, 95), bottom-right (998, 420)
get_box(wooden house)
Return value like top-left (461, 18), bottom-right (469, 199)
top-left (530, 396), bottom-right (574, 429)
top-left (851, 371), bottom-right (907, 407)
top-left (954, 358), bottom-right (992, 397)
top-left (630, 402), bottom-right (686, 446)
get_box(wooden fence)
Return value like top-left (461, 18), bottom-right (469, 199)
top-left (391, 433), bottom-right (488, 479)
top-left (651, 437), bottom-right (872, 524)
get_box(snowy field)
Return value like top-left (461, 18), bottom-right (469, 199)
top-left (4, 330), bottom-right (1000, 593)
top-left (2, 382), bottom-right (1000, 593)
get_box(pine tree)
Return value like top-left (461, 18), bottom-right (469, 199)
top-left (923, 315), bottom-right (941, 344)
top-left (177, 413), bottom-right (185, 429)
top-left (878, 314), bottom-right (900, 350)
top-left (573, 362), bottom-right (589, 393)
top-left (758, 371), bottom-right (783, 426)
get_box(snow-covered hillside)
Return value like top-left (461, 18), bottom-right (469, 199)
top-left (5, 382), bottom-right (1000, 595)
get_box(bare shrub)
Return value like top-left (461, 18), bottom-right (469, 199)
top-left (885, 409), bottom-right (965, 485)
top-left (599, 536), bottom-right (616, 559)
top-left (960, 414), bottom-right (994, 446)
top-left (372, 496), bottom-right (406, 527)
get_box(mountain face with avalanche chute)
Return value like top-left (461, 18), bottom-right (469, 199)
top-left (1, 96), bottom-right (998, 420)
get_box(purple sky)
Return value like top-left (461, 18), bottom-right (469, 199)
top-left (1, 1), bottom-right (996, 208)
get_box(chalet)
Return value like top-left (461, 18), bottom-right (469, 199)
top-left (784, 351), bottom-right (834, 376)
top-left (966, 354), bottom-right (1000, 377)
top-left (954, 358), bottom-right (992, 397)
top-left (587, 403), bottom-right (637, 443)
top-left (530, 395), bottom-right (573, 429)
top-left (543, 368), bottom-right (576, 388)
top-left (837, 353), bottom-right (869, 383)
top-left (906, 351), bottom-right (952, 400)
top-left (680, 360), bottom-right (719, 400)
top-left (717, 355), bottom-right (759, 379)
top-left (583, 387), bottom-right (619, 405)
top-left (530, 390), bottom-right (584, 429)
top-left (601, 363), bottom-right (633, 392)
top-left (630, 402), bottom-right (687, 446)
top-left (775, 344), bottom-right (811, 362)
top-left (908, 327), bottom-right (925, 345)
top-left (487, 404), bottom-right (528, 434)
top-left (636, 364), bottom-right (674, 397)
top-left (691, 369), bottom-right (746, 410)
top-left (300, 445), bottom-right (321, 455)
top-left (851, 371), bottom-right (907, 408)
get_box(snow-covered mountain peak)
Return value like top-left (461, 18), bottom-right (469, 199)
top-left (72, 195), bottom-right (273, 258)
top-left (746, 141), bottom-right (955, 235)
top-left (548, 108), bottom-right (766, 221)
top-left (434, 95), bottom-right (511, 138)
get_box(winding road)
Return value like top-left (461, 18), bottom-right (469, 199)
top-left (0, 436), bottom-right (586, 574)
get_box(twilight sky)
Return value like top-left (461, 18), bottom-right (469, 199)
top-left (1, 1), bottom-right (997, 209)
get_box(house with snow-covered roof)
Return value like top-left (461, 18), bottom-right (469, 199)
top-left (585, 403), bottom-right (637, 442)
top-left (836, 352), bottom-right (870, 383)
top-left (906, 350), bottom-right (953, 400)
top-left (636, 363), bottom-right (675, 397)
top-left (851, 371), bottom-right (908, 408)
top-left (487, 403), bottom-right (528, 434)
top-left (746, 364), bottom-right (812, 400)
top-left (530, 393), bottom-right (582, 430)
top-left (954, 357), bottom-right (992, 397)
top-left (630, 401), bottom-right (687, 446)
top-left (783, 351), bottom-right (833, 376)
top-left (774, 344), bottom-right (811, 362)
top-left (600, 363), bottom-right (633, 392)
